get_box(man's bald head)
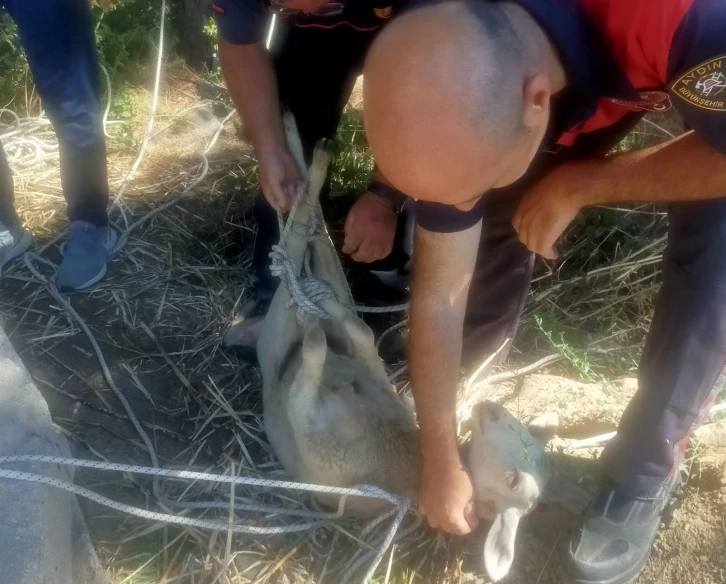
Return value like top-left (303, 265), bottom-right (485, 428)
top-left (364, 0), bottom-right (553, 208)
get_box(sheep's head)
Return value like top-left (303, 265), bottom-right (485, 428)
top-left (467, 401), bottom-right (558, 582)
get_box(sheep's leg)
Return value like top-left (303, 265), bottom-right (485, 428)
top-left (288, 321), bottom-right (327, 412)
top-left (258, 118), bottom-right (333, 381)
top-left (283, 112), bottom-right (306, 175)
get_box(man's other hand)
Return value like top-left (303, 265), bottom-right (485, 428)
top-left (342, 191), bottom-right (397, 263)
top-left (419, 455), bottom-right (479, 535)
top-left (259, 146), bottom-right (303, 212)
top-left (512, 164), bottom-right (583, 260)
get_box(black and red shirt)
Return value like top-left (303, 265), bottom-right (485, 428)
top-left (415, 0), bottom-right (726, 232)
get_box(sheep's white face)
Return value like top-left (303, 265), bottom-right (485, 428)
top-left (467, 401), bottom-right (558, 582)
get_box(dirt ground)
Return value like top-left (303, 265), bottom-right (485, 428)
top-left (0, 73), bottom-right (724, 584)
top-left (3, 270), bottom-right (724, 584)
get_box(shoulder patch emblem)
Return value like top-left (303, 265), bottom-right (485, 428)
top-left (373, 5), bottom-right (393, 18)
top-left (672, 56), bottom-right (726, 111)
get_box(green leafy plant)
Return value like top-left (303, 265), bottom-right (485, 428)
top-left (534, 314), bottom-right (608, 385)
top-left (0, 0), bottom-right (162, 115)
top-left (330, 109), bottom-right (375, 195)
top-left (0, 14), bottom-right (35, 115)
top-left (95, 0), bottom-right (164, 82)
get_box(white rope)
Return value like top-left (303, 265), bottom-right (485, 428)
top-left (0, 469), bottom-right (320, 535)
top-left (0, 48), bottom-right (113, 172)
top-left (0, 455), bottom-right (410, 582)
top-left (265, 14), bottom-right (277, 50)
top-left (0, 455), bottom-right (405, 502)
top-left (269, 189), bottom-right (338, 320)
top-left (340, 512), bottom-right (421, 584)
top-left (0, 109), bottom-right (57, 168)
top-left (355, 302), bottom-right (409, 314)
top-left (101, 65), bottom-right (113, 139)
top-left (375, 318), bottom-right (409, 349)
top-left (269, 187), bottom-right (408, 321)
top-left (114, 107), bottom-right (236, 253)
top-left (108, 0), bottom-right (167, 227)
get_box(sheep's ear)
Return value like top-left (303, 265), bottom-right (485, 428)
top-left (527, 413), bottom-right (559, 447)
top-left (483, 507), bottom-right (522, 582)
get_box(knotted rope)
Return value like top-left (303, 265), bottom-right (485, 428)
top-left (268, 184), bottom-right (408, 320)
top-left (268, 185), bottom-right (340, 321)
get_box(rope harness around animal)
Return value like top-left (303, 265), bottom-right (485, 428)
top-left (269, 183), bottom-right (409, 320)
top-left (269, 188), bottom-right (341, 321)
top-left (13, 122), bottom-right (410, 584)
top-left (19, 247), bottom-right (411, 584)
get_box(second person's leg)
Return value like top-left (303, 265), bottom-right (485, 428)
top-left (462, 184), bottom-right (534, 373)
top-left (0, 141), bottom-right (19, 230)
top-left (0, 140), bottom-right (32, 277)
top-left (6, 0), bottom-right (113, 291)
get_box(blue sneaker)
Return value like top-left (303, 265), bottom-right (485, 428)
top-left (57, 221), bottom-right (118, 293)
top-left (0, 222), bottom-right (32, 279)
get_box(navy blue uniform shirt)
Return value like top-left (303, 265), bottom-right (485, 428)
top-left (213, 0), bottom-right (726, 233)
top-left (414, 0), bottom-right (726, 233)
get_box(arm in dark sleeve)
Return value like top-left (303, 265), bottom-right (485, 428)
top-left (668, 0), bottom-right (726, 154)
top-left (213, 0), bottom-right (268, 45)
top-left (414, 197), bottom-right (487, 233)
top-left (367, 177), bottom-right (487, 233)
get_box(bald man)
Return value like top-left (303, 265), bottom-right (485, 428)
top-left (364, 0), bottom-right (726, 582)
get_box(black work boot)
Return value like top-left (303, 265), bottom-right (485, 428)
top-left (563, 473), bottom-right (680, 584)
top-left (222, 290), bottom-right (273, 363)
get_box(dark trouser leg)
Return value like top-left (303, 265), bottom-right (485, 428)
top-left (461, 114), bottom-right (645, 373)
top-left (5, 0), bottom-right (108, 227)
top-left (365, 201), bottom-right (415, 295)
top-left (0, 141), bottom-right (20, 229)
top-left (462, 187), bottom-right (534, 371)
top-left (602, 199), bottom-right (726, 492)
top-left (460, 148), bottom-right (575, 372)
top-left (251, 24), bottom-right (372, 297)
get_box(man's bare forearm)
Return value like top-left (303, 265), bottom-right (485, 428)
top-left (410, 296), bottom-right (465, 462)
top-left (218, 40), bottom-right (285, 156)
top-left (571, 131), bottom-right (726, 207)
top-left (409, 223), bottom-right (482, 462)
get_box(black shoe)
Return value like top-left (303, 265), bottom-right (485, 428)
top-left (562, 473), bottom-right (680, 584)
top-left (350, 268), bottom-right (410, 308)
top-left (222, 295), bottom-right (271, 363)
top-left (377, 323), bottom-right (408, 364)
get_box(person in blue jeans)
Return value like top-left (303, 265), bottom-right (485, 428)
top-left (0, 0), bottom-right (115, 292)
